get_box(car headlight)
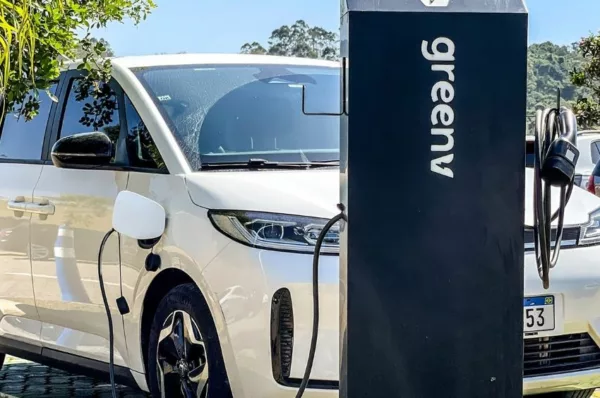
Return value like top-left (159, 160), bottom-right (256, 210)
top-left (208, 210), bottom-right (340, 254)
top-left (580, 208), bottom-right (600, 246)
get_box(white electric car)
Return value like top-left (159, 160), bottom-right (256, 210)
top-left (1, 54), bottom-right (600, 398)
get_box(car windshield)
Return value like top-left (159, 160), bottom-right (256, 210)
top-left (133, 64), bottom-right (340, 169)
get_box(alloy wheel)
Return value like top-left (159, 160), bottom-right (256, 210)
top-left (156, 310), bottom-right (209, 398)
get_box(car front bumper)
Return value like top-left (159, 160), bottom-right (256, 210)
top-left (203, 241), bottom-right (600, 397)
top-left (523, 244), bottom-right (600, 395)
top-left (525, 369), bottom-right (600, 395)
top-left (202, 241), bottom-right (339, 398)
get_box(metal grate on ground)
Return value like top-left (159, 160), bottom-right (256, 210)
top-left (0, 355), bottom-right (598, 397)
top-left (0, 357), bottom-right (147, 398)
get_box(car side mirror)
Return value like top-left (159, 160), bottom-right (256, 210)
top-left (113, 191), bottom-right (166, 240)
top-left (51, 132), bottom-right (113, 168)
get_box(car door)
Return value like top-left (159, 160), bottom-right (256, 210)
top-left (0, 84), bottom-right (57, 346)
top-left (30, 71), bottom-right (129, 365)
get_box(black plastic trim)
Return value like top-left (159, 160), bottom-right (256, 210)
top-left (280, 377), bottom-right (339, 390)
top-left (138, 236), bottom-right (161, 249)
top-left (271, 288), bottom-right (294, 381)
top-left (40, 162), bottom-right (169, 174)
top-left (0, 336), bottom-right (139, 389)
top-left (270, 288), bottom-right (339, 391)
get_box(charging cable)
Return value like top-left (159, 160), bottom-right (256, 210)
top-left (98, 229), bottom-right (131, 398)
top-left (296, 204), bottom-right (347, 398)
top-left (97, 228), bottom-right (118, 398)
top-left (533, 106), bottom-right (579, 289)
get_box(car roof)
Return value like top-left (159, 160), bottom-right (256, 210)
top-left (526, 131), bottom-right (600, 143)
top-left (577, 130), bottom-right (600, 139)
top-left (64, 53), bottom-right (340, 70)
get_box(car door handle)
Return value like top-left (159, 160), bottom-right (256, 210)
top-left (26, 202), bottom-right (55, 215)
top-left (7, 197), bottom-right (29, 218)
top-left (7, 199), bottom-right (29, 212)
top-left (7, 197), bottom-right (55, 218)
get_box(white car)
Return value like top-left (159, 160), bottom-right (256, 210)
top-left (575, 130), bottom-right (600, 187)
top-left (0, 54), bottom-right (599, 398)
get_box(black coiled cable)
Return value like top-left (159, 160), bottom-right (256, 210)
top-left (533, 107), bottom-right (578, 289)
top-left (296, 204), bottom-right (347, 398)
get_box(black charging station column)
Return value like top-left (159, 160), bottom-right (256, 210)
top-left (339, 1), bottom-right (528, 397)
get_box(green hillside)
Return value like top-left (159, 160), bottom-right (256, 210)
top-left (527, 42), bottom-right (593, 132)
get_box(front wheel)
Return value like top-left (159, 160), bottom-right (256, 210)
top-left (147, 283), bottom-right (232, 398)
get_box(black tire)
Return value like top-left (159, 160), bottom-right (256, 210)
top-left (147, 283), bottom-right (232, 398)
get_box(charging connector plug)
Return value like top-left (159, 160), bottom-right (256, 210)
top-left (541, 137), bottom-right (579, 187)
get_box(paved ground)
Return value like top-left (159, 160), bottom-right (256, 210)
top-left (0, 357), bottom-right (147, 398)
top-left (0, 355), bottom-right (599, 397)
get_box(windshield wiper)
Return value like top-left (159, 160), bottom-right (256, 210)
top-left (201, 158), bottom-right (339, 170)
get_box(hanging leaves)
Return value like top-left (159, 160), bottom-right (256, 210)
top-left (0, 0), bottom-right (155, 121)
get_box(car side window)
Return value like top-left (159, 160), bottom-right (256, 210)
top-left (59, 79), bottom-right (120, 148)
top-left (124, 95), bottom-right (166, 171)
top-left (0, 84), bottom-right (57, 160)
top-left (593, 141), bottom-right (600, 165)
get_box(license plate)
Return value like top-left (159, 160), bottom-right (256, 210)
top-left (524, 296), bottom-right (555, 332)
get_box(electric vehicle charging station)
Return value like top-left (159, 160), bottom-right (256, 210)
top-left (339, 1), bottom-right (529, 397)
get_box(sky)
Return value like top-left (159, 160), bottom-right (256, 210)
top-left (94, 0), bottom-right (600, 57)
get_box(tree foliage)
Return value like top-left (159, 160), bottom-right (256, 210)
top-left (0, 0), bottom-right (154, 121)
top-left (73, 38), bottom-right (115, 59)
top-left (241, 20), bottom-right (339, 60)
top-left (526, 42), bottom-right (593, 131)
top-left (571, 33), bottom-right (600, 128)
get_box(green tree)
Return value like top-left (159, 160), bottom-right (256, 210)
top-left (571, 33), bottom-right (600, 129)
top-left (525, 42), bottom-right (591, 133)
top-left (73, 38), bottom-right (115, 59)
top-left (241, 20), bottom-right (339, 60)
top-left (0, 0), bottom-right (155, 121)
top-left (240, 42), bottom-right (267, 55)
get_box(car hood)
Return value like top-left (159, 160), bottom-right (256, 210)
top-left (524, 168), bottom-right (600, 226)
top-left (185, 169), bottom-right (340, 219)
top-left (185, 168), bottom-right (600, 225)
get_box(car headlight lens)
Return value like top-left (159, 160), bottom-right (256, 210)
top-left (208, 210), bottom-right (340, 254)
top-left (580, 208), bottom-right (600, 246)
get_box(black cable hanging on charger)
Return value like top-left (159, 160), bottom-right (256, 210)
top-left (296, 204), bottom-right (347, 398)
top-left (98, 228), bottom-right (118, 398)
top-left (533, 93), bottom-right (579, 289)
